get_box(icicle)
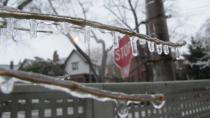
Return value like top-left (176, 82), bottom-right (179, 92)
top-left (0, 27), bottom-right (2, 37)
top-left (151, 99), bottom-right (166, 109)
top-left (175, 48), bottom-right (180, 59)
top-left (163, 45), bottom-right (169, 55)
top-left (151, 94), bottom-right (166, 109)
top-left (52, 24), bottom-right (60, 34)
top-left (148, 22), bottom-right (157, 37)
top-left (0, 77), bottom-right (15, 94)
top-left (147, 41), bottom-right (155, 52)
top-left (30, 7), bottom-right (39, 38)
top-left (1, 28), bottom-right (6, 39)
top-left (116, 100), bottom-right (129, 118)
top-left (138, 38), bottom-right (146, 45)
top-left (131, 37), bottom-right (138, 56)
top-left (156, 44), bottom-right (163, 55)
top-left (170, 47), bottom-right (176, 57)
top-left (113, 32), bottom-right (120, 48)
top-left (60, 22), bottom-right (70, 34)
top-left (84, 27), bottom-right (90, 43)
top-left (6, 18), bottom-right (15, 38)
top-left (30, 19), bottom-right (37, 38)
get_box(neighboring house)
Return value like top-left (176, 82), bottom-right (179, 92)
top-left (17, 50), bottom-right (98, 82)
top-left (64, 50), bottom-right (98, 82)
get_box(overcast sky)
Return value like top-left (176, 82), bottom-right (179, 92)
top-left (1, 0), bottom-right (210, 65)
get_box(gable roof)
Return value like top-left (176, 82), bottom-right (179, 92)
top-left (64, 49), bottom-right (100, 67)
top-left (64, 49), bottom-right (88, 66)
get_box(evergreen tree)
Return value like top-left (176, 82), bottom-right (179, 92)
top-left (183, 21), bottom-right (210, 79)
top-left (20, 59), bottom-right (65, 76)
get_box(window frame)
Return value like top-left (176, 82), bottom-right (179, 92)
top-left (72, 62), bottom-right (79, 71)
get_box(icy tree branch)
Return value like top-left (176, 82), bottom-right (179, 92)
top-left (0, 68), bottom-right (165, 102)
top-left (0, 7), bottom-right (185, 47)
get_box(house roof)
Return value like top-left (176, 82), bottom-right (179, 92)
top-left (64, 49), bottom-right (100, 67)
top-left (64, 49), bottom-right (88, 65)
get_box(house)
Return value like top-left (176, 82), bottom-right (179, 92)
top-left (17, 50), bottom-right (98, 82)
top-left (64, 50), bottom-right (98, 82)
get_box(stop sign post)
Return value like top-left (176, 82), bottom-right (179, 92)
top-left (114, 35), bottom-right (133, 78)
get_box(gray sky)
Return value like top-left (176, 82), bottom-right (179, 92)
top-left (1, 0), bottom-right (210, 65)
top-left (176, 0), bottom-right (210, 33)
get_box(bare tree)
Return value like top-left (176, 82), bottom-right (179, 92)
top-left (0, 0), bottom-right (184, 81)
top-left (46, 0), bottom-right (101, 81)
top-left (91, 31), bottom-right (113, 81)
top-left (105, 0), bottom-right (148, 81)
top-left (46, 0), bottom-right (116, 82)
top-left (105, 0), bottom-right (145, 33)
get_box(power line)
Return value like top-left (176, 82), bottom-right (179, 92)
top-left (179, 5), bottom-right (210, 15)
top-left (171, 2), bottom-right (210, 18)
top-left (173, 11), bottom-right (210, 18)
top-left (171, 6), bottom-right (210, 18)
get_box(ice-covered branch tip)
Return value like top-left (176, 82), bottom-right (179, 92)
top-left (0, 68), bottom-right (165, 103)
top-left (0, 7), bottom-right (185, 47)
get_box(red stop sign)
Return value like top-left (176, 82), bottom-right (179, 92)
top-left (114, 35), bottom-right (132, 70)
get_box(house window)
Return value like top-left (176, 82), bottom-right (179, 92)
top-left (72, 62), bottom-right (79, 70)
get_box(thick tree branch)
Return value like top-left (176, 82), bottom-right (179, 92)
top-left (91, 31), bottom-right (113, 81)
top-left (128, 0), bottom-right (139, 33)
top-left (106, 45), bottom-right (113, 53)
top-left (0, 68), bottom-right (165, 102)
top-left (17, 0), bottom-right (33, 10)
top-left (47, 0), bottom-right (59, 15)
top-left (0, 7), bottom-right (186, 47)
top-left (78, 0), bottom-right (88, 19)
top-left (91, 30), bottom-right (106, 49)
top-left (91, 30), bottom-right (107, 81)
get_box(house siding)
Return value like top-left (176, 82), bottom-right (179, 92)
top-left (65, 52), bottom-right (90, 75)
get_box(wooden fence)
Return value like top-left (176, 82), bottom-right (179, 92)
top-left (1, 80), bottom-right (210, 118)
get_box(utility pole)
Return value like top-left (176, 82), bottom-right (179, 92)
top-left (145, 0), bottom-right (176, 81)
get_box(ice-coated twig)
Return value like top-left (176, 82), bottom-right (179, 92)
top-left (0, 68), bottom-right (165, 102)
top-left (0, 7), bottom-right (185, 47)
top-left (0, 25), bottom-right (53, 33)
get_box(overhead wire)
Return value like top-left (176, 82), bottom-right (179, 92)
top-left (171, 4), bottom-right (210, 18)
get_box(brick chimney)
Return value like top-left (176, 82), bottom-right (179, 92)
top-left (53, 51), bottom-right (59, 63)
